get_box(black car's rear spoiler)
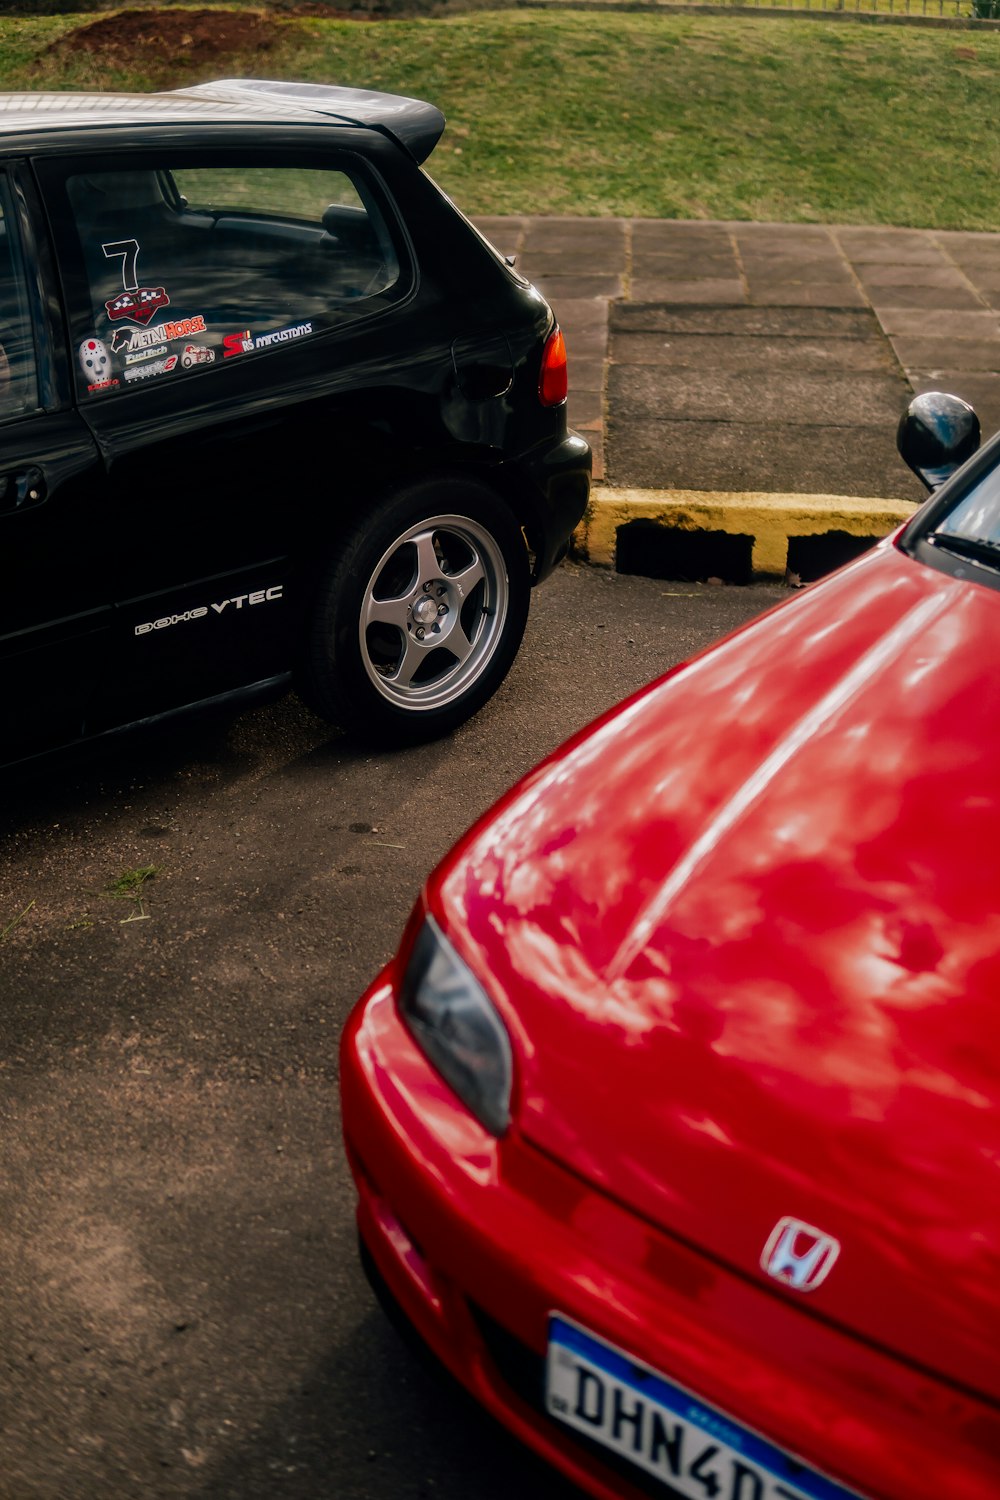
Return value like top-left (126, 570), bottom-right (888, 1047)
top-left (171, 78), bottom-right (446, 164)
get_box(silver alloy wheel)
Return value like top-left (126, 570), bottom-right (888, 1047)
top-left (358, 512), bottom-right (511, 711)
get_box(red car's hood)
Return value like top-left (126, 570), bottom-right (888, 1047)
top-left (432, 543), bottom-right (1000, 1403)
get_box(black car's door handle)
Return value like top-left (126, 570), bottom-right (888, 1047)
top-left (0, 466), bottom-right (46, 513)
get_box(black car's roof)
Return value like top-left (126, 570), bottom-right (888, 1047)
top-left (0, 78), bottom-right (447, 163)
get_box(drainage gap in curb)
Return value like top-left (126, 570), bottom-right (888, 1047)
top-left (787, 531), bottom-right (880, 584)
top-left (616, 520), bottom-right (754, 584)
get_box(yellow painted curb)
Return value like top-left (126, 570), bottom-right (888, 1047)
top-left (576, 486), bottom-right (919, 577)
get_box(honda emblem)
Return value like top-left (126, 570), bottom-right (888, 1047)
top-left (761, 1217), bottom-right (840, 1292)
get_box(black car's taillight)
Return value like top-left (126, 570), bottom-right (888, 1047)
top-left (539, 326), bottom-right (568, 407)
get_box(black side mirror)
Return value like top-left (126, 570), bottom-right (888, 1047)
top-left (897, 391), bottom-right (981, 492)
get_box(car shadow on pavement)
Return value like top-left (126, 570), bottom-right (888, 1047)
top-left (0, 694), bottom-right (356, 838)
top-left (191, 1302), bottom-right (586, 1500)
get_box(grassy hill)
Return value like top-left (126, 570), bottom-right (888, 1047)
top-left (3, 7), bottom-right (999, 227)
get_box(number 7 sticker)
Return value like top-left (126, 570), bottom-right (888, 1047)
top-left (101, 237), bottom-right (170, 326)
top-left (102, 237), bottom-right (140, 290)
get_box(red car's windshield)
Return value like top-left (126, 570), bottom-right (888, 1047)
top-left (935, 459), bottom-right (1000, 546)
top-left (906, 443), bottom-right (1000, 581)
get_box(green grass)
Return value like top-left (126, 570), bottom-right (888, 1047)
top-left (103, 866), bottom-right (159, 900)
top-left (102, 864), bottom-right (159, 922)
top-left (0, 9), bottom-right (999, 226)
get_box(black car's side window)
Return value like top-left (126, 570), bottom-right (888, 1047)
top-left (61, 158), bottom-right (404, 398)
top-left (0, 174), bottom-right (39, 420)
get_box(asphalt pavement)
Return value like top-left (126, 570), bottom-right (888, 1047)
top-left (0, 568), bottom-right (785, 1500)
top-left (474, 216), bottom-right (1000, 578)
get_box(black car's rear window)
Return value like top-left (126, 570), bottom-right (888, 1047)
top-left (52, 156), bottom-right (404, 397)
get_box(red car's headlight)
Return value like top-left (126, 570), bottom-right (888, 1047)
top-left (399, 915), bottom-right (513, 1136)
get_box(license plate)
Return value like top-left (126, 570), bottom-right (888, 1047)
top-left (545, 1315), bottom-right (864, 1500)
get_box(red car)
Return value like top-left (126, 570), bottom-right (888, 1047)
top-left (340, 395), bottom-right (1000, 1500)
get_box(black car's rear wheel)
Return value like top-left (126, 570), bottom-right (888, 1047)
top-left (299, 478), bottom-right (530, 744)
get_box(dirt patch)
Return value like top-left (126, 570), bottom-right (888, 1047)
top-left (47, 8), bottom-right (282, 66)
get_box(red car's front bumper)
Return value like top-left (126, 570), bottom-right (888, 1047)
top-left (340, 975), bottom-right (999, 1500)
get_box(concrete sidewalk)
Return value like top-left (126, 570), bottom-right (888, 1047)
top-left (475, 216), bottom-right (1000, 579)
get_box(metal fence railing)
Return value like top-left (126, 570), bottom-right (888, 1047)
top-left (709, 0), bottom-right (971, 14)
top-left (789, 0), bottom-right (964, 12)
top-left (594, 0), bottom-right (1000, 17)
top-left (788, 0), bottom-right (992, 14)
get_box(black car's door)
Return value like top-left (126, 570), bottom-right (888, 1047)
top-left (36, 143), bottom-right (414, 730)
top-left (0, 164), bottom-right (106, 766)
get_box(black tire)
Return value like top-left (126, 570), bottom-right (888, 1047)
top-left (298, 477), bottom-right (531, 745)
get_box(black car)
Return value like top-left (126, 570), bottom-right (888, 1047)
top-left (0, 78), bottom-right (590, 769)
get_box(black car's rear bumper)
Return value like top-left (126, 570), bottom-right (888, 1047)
top-left (511, 427), bottom-right (591, 583)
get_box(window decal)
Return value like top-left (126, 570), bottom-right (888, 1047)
top-left (101, 238), bottom-right (139, 290)
top-left (101, 237), bottom-right (171, 326)
top-left (123, 343), bottom-right (168, 367)
top-left (223, 329), bottom-right (252, 359)
top-left (123, 353), bottom-right (179, 384)
top-left (254, 321), bottom-right (313, 350)
top-left (179, 344), bottom-right (215, 368)
top-left (105, 286), bottom-right (171, 325)
top-left (79, 336), bottom-right (119, 393)
top-left (222, 321), bottom-right (313, 359)
top-left (110, 315), bottom-right (209, 355)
